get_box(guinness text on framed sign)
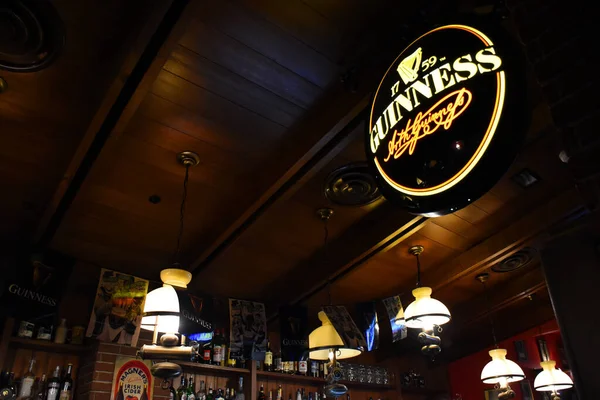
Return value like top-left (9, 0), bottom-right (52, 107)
top-left (367, 23), bottom-right (527, 216)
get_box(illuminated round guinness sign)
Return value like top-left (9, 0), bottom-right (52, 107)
top-left (367, 23), bottom-right (527, 216)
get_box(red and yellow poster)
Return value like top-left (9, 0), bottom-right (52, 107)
top-left (111, 357), bottom-right (153, 400)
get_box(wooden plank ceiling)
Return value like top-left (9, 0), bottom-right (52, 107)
top-left (0, 0), bottom-right (589, 359)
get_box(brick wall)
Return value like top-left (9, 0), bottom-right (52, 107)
top-left (508, 0), bottom-right (600, 204)
top-left (76, 334), bottom-right (171, 400)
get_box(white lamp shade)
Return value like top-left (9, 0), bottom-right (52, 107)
top-left (308, 311), bottom-right (361, 360)
top-left (404, 287), bottom-right (451, 329)
top-left (481, 348), bottom-right (525, 386)
top-left (141, 285), bottom-right (180, 333)
top-left (534, 360), bottom-right (573, 392)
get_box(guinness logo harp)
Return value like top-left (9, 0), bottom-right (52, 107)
top-left (367, 23), bottom-right (527, 216)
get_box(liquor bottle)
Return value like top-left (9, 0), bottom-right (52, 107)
top-left (19, 357), bottom-right (36, 398)
top-left (293, 361), bottom-right (299, 375)
top-left (234, 377), bottom-right (244, 400)
top-left (36, 374), bottom-right (47, 400)
top-left (301, 388), bottom-right (306, 400)
top-left (264, 341), bottom-right (273, 372)
top-left (319, 362), bottom-right (324, 378)
top-left (230, 388), bottom-right (236, 400)
top-left (54, 319), bottom-right (68, 344)
top-left (274, 352), bottom-right (282, 373)
top-left (257, 385), bottom-right (266, 400)
top-left (268, 389), bottom-right (273, 400)
top-left (310, 361), bottom-right (318, 378)
top-left (215, 389), bottom-right (224, 400)
top-left (295, 389), bottom-right (301, 400)
top-left (177, 376), bottom-right (188, 400)
top-left (46, 367), bottom-right (61, 400)
top-left (212, 330), bottom-right (224, 366)
top-left (298, 359), bottom-right (307, 376)
top-left (58, 364), bottom-right (73, 400)
top-left (168, 382), bottom-right (176, 400)
top-left (140, 384), bottom-right (149, 400)
top-left (308, 393), bottom-right (313, 400)
top-left (115, 381), bottom-right (125, 400)
top-left (288, 395), bottom-right (292, 400)
top-left (196, 380), bottom-right (206, 400)
top-left (202, 338), bottom-right (212, 364)
top-left (0, 372), bottom-right (17, 400)
top-left (276, 385), bottom-right (282, 400)
top-left (227, 348), bottom-right (236, 368)
top-left (188, 376), bottom-right (196, 400)
top-left (220, 333), bottom-right (228, 368)
top-left (346, 394), bottom-right (350, 400)
top-left (207, 387), bottom-right (214, 400)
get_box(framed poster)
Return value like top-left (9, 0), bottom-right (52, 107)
top-left (0, 250), bottom-right (74, 321)
top-left (229, 299), bottom-right (267, 360)
top-left (86, 269), bottom-right (148, 347)
top-left (111, 356), bottom-right (153, 400)
top-left (514, 340), bottom-right (528, 361)
top-left (322, 305), bottom-right (366, 350)
top-left (382, 295), bottom-right (407, 342)
top-left (520, 380), bottom-right (534, 400)
top-left (279, 305), bottom-right (308, 362)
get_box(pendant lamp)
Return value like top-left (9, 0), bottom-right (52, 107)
top-left (534, 360), bottom-right (573, 399)
top-left (477, 273), bottom-right (524, 397)
top-left (139, 152), bottom-right (199, 381)
top-left (404, 246), bottom-right (451, 330)
top-left (308, 208), bottom-right (362, 361)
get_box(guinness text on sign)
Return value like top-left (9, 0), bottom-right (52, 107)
top-left (366, 24), bottom-right (527, 215)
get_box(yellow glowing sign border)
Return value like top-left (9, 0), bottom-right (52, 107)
top-left (370, 25), bottom-right (506, 197)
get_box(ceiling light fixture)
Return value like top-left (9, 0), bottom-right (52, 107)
top-left (138, 151), bottom-right (200, 382)
top-left (309, 208), bottom-right (362, 362)
top-left (511, 168), bottom-right (540, 188)
top-left (404, 245), bottom-right (451, 330)
top-left (534, 360), bottom-right (573, 399)
top-left (477, 273), bottom-right (524, 399)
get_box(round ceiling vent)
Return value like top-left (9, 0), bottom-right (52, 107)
top-left (324, 162), bottom-right (382, 207)
top-left (491, 247), bottom-right (536, 273)
top-left (0, 0), bottom-right (65, 72)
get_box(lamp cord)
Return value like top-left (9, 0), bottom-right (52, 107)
top-left (323, 217), bottom-right (332, 305)
top-left (173, 164), bottom-right (190, 264)
top-left (415, 253), bottom-right (422, 288)
top-left (482, 281), bottom-right (499, 348)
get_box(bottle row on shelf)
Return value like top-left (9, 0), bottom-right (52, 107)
top-left (169, 376), bottom-right (388, 400)
top-left (0, 358), bottom-right (74, 400)
top-left (188, 335), bottom-right (392, 386)
top-left (170, 375), bottom-right (246, 400)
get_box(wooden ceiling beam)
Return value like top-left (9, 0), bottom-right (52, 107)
top-left (264, 205), bottom-right (428, 318)
top-left (443, 294), bottom-right (556, 361)
top-left (34, 0), bottom-right (201, 246)
top-left (450, 266), bottom-right (547, 330)
top-left (421, 188), bottom-right (584, 296)
top-left (187, 70), bottom-right (384, 278)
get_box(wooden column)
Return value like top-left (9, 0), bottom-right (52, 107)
top-left (540, 223), bottom-right (600, 400)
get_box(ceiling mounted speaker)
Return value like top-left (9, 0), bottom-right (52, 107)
top-left (491, 247), bottom-right (536, 273)
top-left (0, 0), bottom-right (65, 72)
top-left (324, 162), bottom-right (382, 207)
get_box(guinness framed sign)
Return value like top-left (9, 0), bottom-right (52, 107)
top-left (367, 23), bottom-right (527, 216)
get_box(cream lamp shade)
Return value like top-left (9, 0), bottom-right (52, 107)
top-left (308, 311), bottom-right (361, 360)
top-left (160, 268), bottom-right (192, 288)
top-left (404, 287), bottom-right (451, 329)
top-left (481, 348), bottom-right (525, 387)
top-left (534, 360), bottom-right (573, 392)
top-left (141, 284), bottom-right (180, 333)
